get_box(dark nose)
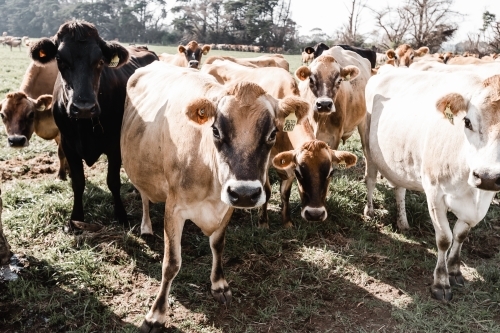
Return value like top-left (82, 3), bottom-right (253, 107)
top-left (472, 171), bottom-right (500, 191)
top-left (227, 186), bottom-right (262, 207)
top-left (7, 135), bottom-right (27, 147)
top-left (189, 60), bottom-right (199, 68)
top-left (303, 208), bottom-right (326, 221)
top-left (70, 102), bottom-right (98, 118)
top-left (315, 99), bottom-right (333, 112)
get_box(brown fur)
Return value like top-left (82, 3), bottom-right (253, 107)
top-left (295, 66), bottom-right (312, 81)
top-left (483, 75), bottom-right (500, 102)
top-left (225, 82), bottom-right (266, 106)
top-left (436, 93), bottom-right (468, 116)
top-left (331, 150), bottom-right (357, 167)
top-left (185, 98), bottom-right (217, 125)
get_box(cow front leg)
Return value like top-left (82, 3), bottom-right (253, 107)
top-left (210, 207), bottom-right (234, 305)
top-left (106, 150), bottom-right (127, 225)
top-left (427, 195), bottom-right (453, 302)
top-left (55, 135), bottom-right (68, 180)
top-left (280, 177), bottom-right (294, 228)
top-left (141, 205), bottom-right (185, 333)
top-left (395, 187), bottom-right (410, 230)
top-left (63, 141), bottom-right (85, 229)
top-left (447, 219), bottom-right (472, 287)
top-left (258, 176), bottom-right (271, 229)
top-left (139, 189), bottom-right (153, 236)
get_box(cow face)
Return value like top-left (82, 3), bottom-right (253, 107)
top-left (0, 92), bottom-right (52, 148)
top-left (273, 141), bottom-right (357, 221)
top-left (29, 21), bottom-right (129, 119)
top-left (386, 44), bottom-right (429, 67)
top-left (179, 41), bottom-right (211, 69)
top-left (296, 55), bottom-right (359, 113)
top-left (437, 76), bottom-right (500, 191)
top-left (185, 82), bottom-right (309, 208)
top-left (304, 43), bottom-right (330, 59)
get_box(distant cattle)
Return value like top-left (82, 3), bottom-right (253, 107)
top-left (158, 41), bottom-right (210, 68)
top-left (204, 54), bottom-right (289, 71)
top-left (295, 46), bottom-right (371, 150)
top-left (447, 56), bottom-right (493, 65)
top-left (385, 44), bottom-right (429, 67)
top-left (302, 51), bottom-right (313, 65)
top-left (29, 20), bottom-right (158, 231)
top-left (121, 61), bottom-right (309, 331)
top-left (364, 66), bottom-right (500, 302)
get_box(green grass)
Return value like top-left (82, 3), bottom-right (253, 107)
top-left (1, 42), bottom-right (500, 332)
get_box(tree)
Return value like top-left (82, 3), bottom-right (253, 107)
top-left (337, 0), bottom-right (367, 46)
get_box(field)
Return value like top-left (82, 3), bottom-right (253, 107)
top-left (0, 43), bottom-right (500, 333)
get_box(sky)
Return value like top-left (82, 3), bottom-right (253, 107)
top-left (290, 0), bottom-right (500, 43)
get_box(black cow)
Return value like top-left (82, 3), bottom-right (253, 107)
top-left (304, 43), bottom-right (377, 68)
top-left (29, 20), bottom-right (158, 231)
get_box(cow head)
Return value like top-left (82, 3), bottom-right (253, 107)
top-left (437, 75), bottom-right (500, 191)
top-left (304, 43), bottom-right (330, 59)
top-left (185, 82), bottom-right (309, 208)
top-left (272, 140), bottom-right (357, 221)
top-left (295, 55), bottom-right (359, 113)
top-left (179, 41), bottom-right (211, 69)
top-left (386, 44), bottom-right (429, 67)
top-left (29, 20), bottom-right (129, 119)
top-left (0, 92), bottom-right (52, 148)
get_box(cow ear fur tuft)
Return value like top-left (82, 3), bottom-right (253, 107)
top-left (436, 93), bottom-right (467, 117)
top-left (330, 150), bottom-right (357, 168)
top-left (30, 38), bottom-right (57, 65)
top-left (295, 66), bottom-right (311, 81)
top-left (272, 151), bottom-right (296, 171)
top-left (185, 98), bottom-right (216, 125)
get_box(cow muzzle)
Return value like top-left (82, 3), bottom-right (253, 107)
top-left (189, 60), bottom-right (199, 69)
top-left (7, 135), bottom-right (28, 148)
top-left (314, 98), bottom-right (334, 113)
top-left (301, 206), bottom-right (327, 222)
top-left (471, 170), bottom-right (500, 191)
top-left (221, 180), bottom-right (266, 208)
top-left (70, 102), bottom-right (100, 119)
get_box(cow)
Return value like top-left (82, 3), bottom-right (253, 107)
top-left (121, 61), bottom-right (309, 331)
top-left (447, 56), bottom-right (493, 65)
top-left (204, 54), bottom-right (289, 71)
top-left (302, 51), bottom-right (314, 65)
top-left (385, 44), bottom-right (429, 67)
top-left (201, 58), bottom-right (358, 227)
top-left (4, 37), bottom-right (23, 51)
top-left (295, 46), bottom-right (371, 151)
top-left (28, 20), bottom-right (158, 231)
top-left (0, 187), bottom-right (11, 265)
top-left (305, 43), bottom-right (377, 68)
top-left (158, 41), bottom-right (210, 69)
top-left (364, 67), bottom-right (500, 302)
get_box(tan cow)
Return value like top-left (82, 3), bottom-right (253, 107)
top-left (158, 40), bottom-right (210, 69)
top-left (302, 51), bottom-right (314, 65)
top-left (201, 59), bottom-right (358, 227)
top-left (205, 54), bottom-right (289, 71)
top-left (386, 44), bottom-right (429, 67)
top-left (121, 61), bottom-right (309, 331)
top-left (447, 56), bottom-right (493, 65)
top-left (295, 46), bottom-right (371, 150)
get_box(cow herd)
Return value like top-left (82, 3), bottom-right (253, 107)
top-left (1, 19), bottom-right (500, 331)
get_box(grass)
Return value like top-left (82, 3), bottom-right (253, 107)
top-left (1, 42), bottom-right (500, 332)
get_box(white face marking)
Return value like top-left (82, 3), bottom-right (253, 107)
top-left (221, 179), bottom-right (266, 208)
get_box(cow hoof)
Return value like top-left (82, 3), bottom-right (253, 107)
top-left (139, 320), bottom-right (164, 333)
top-left (449, 272), bottom-right (465, 287)
top-left (283, 221), bottom-right (293, 229)
top-left (57, 172), bottom-right (67, 181)
top-left (363, 205), bottom-right (374, 218)
top-left (211, 286), bottom-right (232, 306)
top-left (430, 284), bottom-right (453, 302)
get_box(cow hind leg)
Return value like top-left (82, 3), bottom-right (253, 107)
top-left (280, 177), bottom-right (294, 228)
top-left (139, 190), bottom-right (153, 236)
top-left (258, 176), bottom-right (271, 229)
top-left (447, 219), bottom-right (472, 287)
top-left (395, 187), bottom-right (410, 230)
top-left (106, 150), bottom-right (127, 225)
top-left (141, 205), bottom-right (185, 333)
top-left (363, 155), bottom-right (378, 218)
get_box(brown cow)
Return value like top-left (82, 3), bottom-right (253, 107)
top-left (447, 56), bottom-right (493, 65)
top-left (386, 44), bottom-right (429, 67)
top-left (121, 62), bottom-right (309, 331)
top-left (158, 40), bottom-right (210, 69)
top-left (302, 51), bottom-right (314, 65)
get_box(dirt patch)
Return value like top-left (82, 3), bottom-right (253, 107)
top-left (0, 153), bottom-right (59, 181)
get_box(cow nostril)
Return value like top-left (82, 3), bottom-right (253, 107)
top-left (473, 171), bottom-right (480, 179)
top-left (250, 187), bottom-right (262, 203)
top-left (316, 102), bottom-right (322, 108)
top-left (327, 101), bottom-right (333, 109)
top-left (227, 187), bottom-right (239, 203)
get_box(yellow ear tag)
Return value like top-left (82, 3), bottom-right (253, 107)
top-left (338, 160), bottom-right (347, 170)
top-left (444, 105), bottom-right (454, 125)
top-left (36, 105), bottom-right (46, 111)
top-left (109, 54), bottom-right (119, 67)
top-left (344, 74), bottom-right (350, 81)
top-left (39, 50), bottom-right (46, 58)
top-left (283, 112), bottom-right (297, 132)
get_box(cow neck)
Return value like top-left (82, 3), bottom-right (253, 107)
top-left (287, 118), bottom-right (316, 149)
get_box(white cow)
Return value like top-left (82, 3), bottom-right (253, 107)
top-left (364, 67), bottom-right (500, 302)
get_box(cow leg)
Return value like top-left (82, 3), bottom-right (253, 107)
top-left (106, 150), bottom-right (127, 225)
top-left (64, 142), bottom-right (85, 225)
top-left (280, 177), bottom-right (295, 229)
top-left (448, 219), bottom-right (473, 287)
top-left (139, 190), bottom-right (153, 236)
top-left (258, 176), bottom-right (271, 229)
top-left (141, 204), bottom-right (185, 333)
top-left (363, 155), bottom-right (378, 218)
top-left (54, 135), bottom-right (68, 180)
top-left (210, 207), bottom-right (234, 305)
top-left (395, 187), bottom-right (410, 230)
top-left (427, 195), bottom-right (453, 302)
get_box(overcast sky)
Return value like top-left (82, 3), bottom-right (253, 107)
top-left (290, 0), bottom-right (500, 43)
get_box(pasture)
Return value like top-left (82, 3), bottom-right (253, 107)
top-left (0, 43), bottom-right (499, 333)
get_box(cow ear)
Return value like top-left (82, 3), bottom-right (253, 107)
top-left (202, 45), bottom-right (211, 55)
top-left (30, 38), bottom-right (57, 65)
top-left (35, 94), bottom-right (52, 111)
top-left (436, 93), bottom-right (467, 123)
top-left (100, 41), bottom-right (129, 68)
top-left (304, 47), bottom-right (314, 55)
top-left (185, 97), bottom-right (217, 125)
top-left (415, 46), bottom-right (429, 57)
top-left (295, 66), bottom-right (311, 81)
top-left (341, 65), bottom-right (359, 81)
top-left (272, 151), bottom-right (296, 171)
top-left (330, 150), bottom-right (357, 168)
top-left (178, 45), bottom-right (186, 54)
top-left (386, 49), bottom-right (396, 60)
top-left (276, 96), bottom-right (310, 130)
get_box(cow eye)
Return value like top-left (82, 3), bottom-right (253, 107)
top-left (28, 112), bottom-right (35, 119)
top-left (212, 126), bottom-right (221, 139)
top-left (294, 168), bottom-right (303, 180)
top-left (309, 77), bottom-right (315, 85)
top-left (464, 117), bottom-right (473, 131)
top-left (267, 128), bottom-right (278, 143)
top-left (0, 112), bottom-right (5, 120)
top-left (98, 59), bottom-right (104, 67)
